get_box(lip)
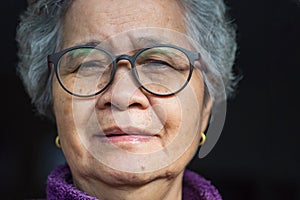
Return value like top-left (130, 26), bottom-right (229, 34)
top-left (94, 126), bottom-right (158, 143)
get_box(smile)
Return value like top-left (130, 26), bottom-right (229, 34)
top-left (94, 126), bottom-right (158, 144)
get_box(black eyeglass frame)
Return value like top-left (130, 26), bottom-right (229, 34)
top-left (47, 44), bottom-right (201, 97)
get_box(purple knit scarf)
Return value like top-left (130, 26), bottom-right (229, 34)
top-left (46, 164), bottom-right (222, 200)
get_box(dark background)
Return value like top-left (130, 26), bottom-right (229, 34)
top-left (1, 0), bottom-right (300, 199)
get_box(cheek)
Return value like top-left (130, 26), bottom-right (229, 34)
top-left (52, 79), bottom-right (97, 159)
top-left (53, 81), bottom-right (70, 128)
top-left (164, 71), bottom-right (205, 140)
top-left (53, 78), bottom-right (96, 128)
top-left (186, 70), bottom-right (206, 122)
top-left (53, 78), bottom-right (75, 129)
top-left (149, 97), bottom-right (181, 129)
top-left (150, 89), bottom-right (201, 140)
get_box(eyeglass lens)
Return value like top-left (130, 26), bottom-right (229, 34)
top-left (57, 46), bottom-right (191, 96)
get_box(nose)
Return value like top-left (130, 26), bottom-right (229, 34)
top-left (96, 59), bottom-right (150, 111)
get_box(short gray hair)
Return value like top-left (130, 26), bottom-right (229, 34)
top-left (16, 0), bottom-right (238, 120)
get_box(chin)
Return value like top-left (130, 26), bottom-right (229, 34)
top-left (97, 164), bottom-right (180, 186)
top-left (78, 152), bottom-right (189, 187)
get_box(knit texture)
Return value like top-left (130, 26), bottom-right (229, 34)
top-left (46, 164), bottom-right (222, 200)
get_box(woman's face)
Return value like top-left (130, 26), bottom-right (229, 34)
top-left (52, 0), bottom-right (211, 187)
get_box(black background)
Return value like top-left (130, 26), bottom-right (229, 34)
top-left (1, 0), bottom-right (300, 199)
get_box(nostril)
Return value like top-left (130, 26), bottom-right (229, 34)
top-left (104, 102), bottom-right (112, 108)
top-left (130, 102), bottom-right (143, 108)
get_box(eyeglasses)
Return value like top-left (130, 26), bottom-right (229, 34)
top-left (47, 44), bottom-right (200, 97)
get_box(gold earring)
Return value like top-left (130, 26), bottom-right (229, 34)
top-left (199, 132), bottom-right (206, 146)
top-left (55, 136), bottom-right (61, 148)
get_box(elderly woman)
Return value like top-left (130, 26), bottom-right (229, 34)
top-left (16, 0), bottom-right (237, 199)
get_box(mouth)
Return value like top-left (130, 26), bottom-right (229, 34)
top-left (95, 126), bottom-right (158, 144)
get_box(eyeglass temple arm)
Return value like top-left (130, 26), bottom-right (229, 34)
top-left (47, 55), bottom-right (54, 73)
top-left (193, 52), bottom-right (207, 72)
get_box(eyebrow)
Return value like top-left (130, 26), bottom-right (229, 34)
top-left (73, 36), bottom-right (169, 48)
top-left (74, 40), bottom-right (102, 47)
top-left (68, 48), bottom-right (97, 58)
top-left (134, 37), bottom-right (168, 48)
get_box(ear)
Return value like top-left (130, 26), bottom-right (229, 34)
top-left (199, 95), bottom-right (213, 133)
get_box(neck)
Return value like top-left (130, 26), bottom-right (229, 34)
top-left (74, 171), bottom-right (184, 200)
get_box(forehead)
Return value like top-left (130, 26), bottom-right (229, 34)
top-left (62, 0), bottom-right (186, 49)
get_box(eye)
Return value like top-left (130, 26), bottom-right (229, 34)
top-left (73, 60), bottom-right (105, 72)
top-left (80, 60), bottom-right (102, 68)
top-left (142, 59), bottom-right (174, 69)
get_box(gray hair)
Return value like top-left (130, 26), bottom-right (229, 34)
top-left (16, 0), bottom-right (238, 120)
